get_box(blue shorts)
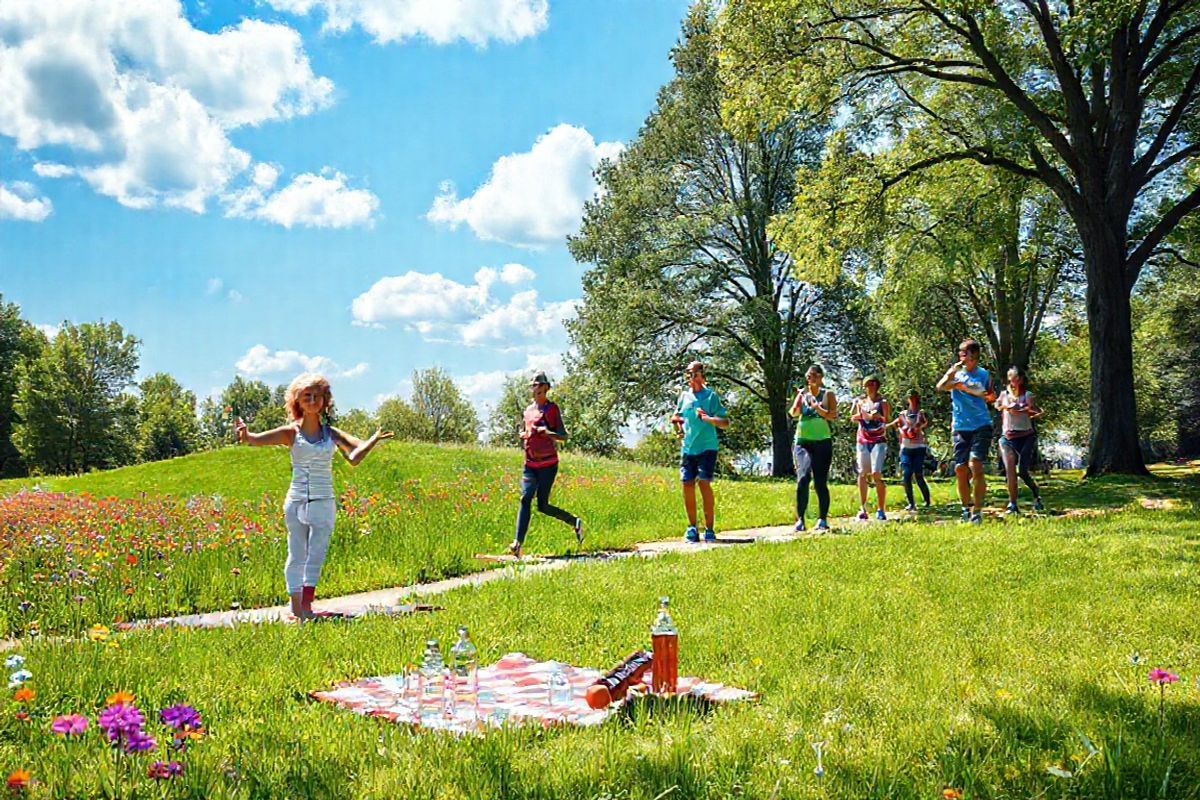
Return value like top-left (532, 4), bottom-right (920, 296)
top-left (680, 449), bottom-right (718, 482)
top-left (899, 446), bottom-right (927, 473)
top-left (953, 425), bottom-right (993, 466)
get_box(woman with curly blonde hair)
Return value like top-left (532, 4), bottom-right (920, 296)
top-left (236, 372), bottom-right (392, 620)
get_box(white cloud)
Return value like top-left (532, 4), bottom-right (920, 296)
top-left (456, 352), bottom-right (565, 415)
top-left (351, 263), bottom-right (577, 355)
top-left (427, 124), bottom-right (622, 247)
top-left (32, 162), bottom-right (72, 178)
top-left (235, 344), bottom-right (368, 380)
top-left (205, 277), bottom-right (224, 295)
top-left (460, 290), bottom-right (578, 348)
top-left (223, 169), bottom-right (378, 229)
top-left (227, 289), bottom-right (244, 303)
top-left (0, 1), bottom-right (333, 213)
top-left (0, 181), bottom-right (51, 221)
top-left (266, 0), bottom-right (548, 46)
top-left (351, 269), bottom-right (495, 329)
top-left (35, 322), bottom-right (61, 339)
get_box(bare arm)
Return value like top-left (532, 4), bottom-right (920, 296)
top-left (330, 426), bottom-right (394, 466)
top-left (235, 418), bottom-right (295, 447)
top-left (936, 362), bottom-right (962, 393)
top-left (788, 387), bottom-right (804, 418)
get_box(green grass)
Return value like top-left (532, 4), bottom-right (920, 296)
top-left (1, 445), bottom-right (1196, 639)
top-left (3, 494), bottom-right (1198, 799)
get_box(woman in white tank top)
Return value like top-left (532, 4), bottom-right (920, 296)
top-left (236, 373), bottom-right (393, 620)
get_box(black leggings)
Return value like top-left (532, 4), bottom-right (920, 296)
top-left (901, 450), bottom-right (931, 507)
top-left (795, 439), bottom-right (833, 521)
top-left (515, 463), bottom-right (576, 544)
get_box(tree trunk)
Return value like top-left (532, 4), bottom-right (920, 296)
top-left (768, 388), bottom-right (793, 478)
top-left (1082, 233), bottom-right (1149, 476)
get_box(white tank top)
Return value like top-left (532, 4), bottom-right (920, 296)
top-left (285, 423), bottom-right (335, 502)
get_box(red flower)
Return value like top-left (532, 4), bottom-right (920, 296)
top-left (1149, 668), bottom-right (1179, 685)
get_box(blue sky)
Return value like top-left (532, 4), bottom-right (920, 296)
top-left (0, 0), bottom-right (689, 412)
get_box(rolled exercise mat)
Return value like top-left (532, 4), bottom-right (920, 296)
top-left (585, 650), bottom-right (653, 709)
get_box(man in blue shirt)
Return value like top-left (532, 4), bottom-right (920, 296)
top-left (936, 339), bottom-right (996, 524)
top-left (669, 361), bottom-right (729, 542)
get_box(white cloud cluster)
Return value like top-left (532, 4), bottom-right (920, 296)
top-left (427, 124), bottom-right (622, 247)
top-left (267, 0), bottom-right (549, 46)
top-left (223, 166), bottom-right (379, 229)
top-left (0, 181), bottom-right (51, 221)
top-left (456, 352), bottom-right (565, 413)
top-left (351, 263), bottom-right (576, 354)
top-left (235, 344), bottom-right (368, 380)
top-left (0, 1), bottom-right (356, 221)
top-left (205, 277), bottom-right (244, 303)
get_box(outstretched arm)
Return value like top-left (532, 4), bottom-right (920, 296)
top-left (330, 426), bottom-right (394, 466)
top-left (235, 418), bottom-right (295, 447)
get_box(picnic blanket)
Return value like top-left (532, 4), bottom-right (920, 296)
top-left (311, 652), bottom-right (756, 734)
top-left (115, 602), bottom-right (439, 631)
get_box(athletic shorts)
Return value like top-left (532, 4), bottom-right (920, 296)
top-left (680, 449), bottom-right (718, 482)
top-left (1000, 433), bottom-right (1036, 469)
top-left (953, 425), bottom-right (993, 466)
top-left (856, 441), bottom-right (887, 474)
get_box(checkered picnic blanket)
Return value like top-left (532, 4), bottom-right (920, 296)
top-left (311, 652), bottom-right (756, 734)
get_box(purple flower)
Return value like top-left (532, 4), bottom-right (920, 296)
top-left (98, 704), bottom-right (145, 743)
top-left (160, 704), bottom-right (202, 730)
top-left (50, 714), bottom-right (88, 736)
top-left (1149, 668), bottom-right (1179, 685)
top-left (122, 729), bottom-right (156, 754)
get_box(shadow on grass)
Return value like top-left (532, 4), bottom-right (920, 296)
top-left (1037, 464), bottom-right (1200, 515)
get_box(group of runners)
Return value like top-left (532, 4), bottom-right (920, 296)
top-left (234, 336), bottom-right (1044, 618)
top-left (681, 337), bottom-right (1045, 535)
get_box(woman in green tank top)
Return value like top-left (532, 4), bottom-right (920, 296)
top-left (789, 364), bottom-right (837, 531)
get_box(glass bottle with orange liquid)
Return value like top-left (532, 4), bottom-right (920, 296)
top-left (651, 596), bottom-right (678, 693)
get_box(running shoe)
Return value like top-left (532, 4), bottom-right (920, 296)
top-left (816, 518), bottom-right (830, 531)
top-left (703, 528), bottom-right (717, 542)
top-left (875, 509), bottom-right (887, 521)
top-left (1033, 498), bottom-right (1045, 512)
top-left (857, 509), bottom-right (869, 521)
top-left (904, 503), bottom-right (917, 512)
top-left (969, 511), bottom-right (983, 525)
top-left (574, 517), bottom-right (584, 545)
top-left (684, 525), bottom-right (699, 543)
top-left (960, 506), bottom-right (972, 523)
top-left (1005, 501), bottom-right (1019, 515)
top-left (794, 520), bottom-right (806, 532)
top-left (507, 540), bottom-right (522, 559)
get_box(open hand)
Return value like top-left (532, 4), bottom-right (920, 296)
top-left (234, 417), bottom-right (248, 443)
top-left (372, 429), bottom-right (395, 443)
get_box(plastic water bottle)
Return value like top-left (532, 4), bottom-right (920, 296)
top-left (651, 597), bottom-right (678, 694)
top-left (547, 662), bottom-right (573, 707)
top-left (450, 626), bottom-right (479, 717)
top-left (419, 640), bottom-right (444, 721)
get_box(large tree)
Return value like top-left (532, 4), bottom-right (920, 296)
top-left (137, 373), bottom-right (199, 462)
top-left (0, 296), bottom-right (46, 477)
top-left (13, 321), bottom-right (140, 474)
top-left (569, 3), bottom-right (872, 476)
top-left (721, 0), bottom-right (1200, 475)
top-left (377, 368), bottom-right (479, 445)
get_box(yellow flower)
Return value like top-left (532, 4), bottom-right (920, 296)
top-left (943, 789), bottom-right (962, 799)
top-left (994, 688), bottom-right (1013, 701)
top-left (87, 624), bottom-right (110, 642)
top-left (106, 690), bottom-right (134, 706)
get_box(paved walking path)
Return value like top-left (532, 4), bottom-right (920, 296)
top-left (6, 497), bottom-right (1158, 650)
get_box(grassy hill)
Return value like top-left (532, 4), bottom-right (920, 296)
top-left (3, 474), bottom-right (1198, 798)
top-left (0, 444), bottom-right (801, 636)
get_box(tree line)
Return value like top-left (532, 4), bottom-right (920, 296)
top-left (0, 297), bottom-right (484, 478)
top-left (564, 2), bottom-right (1200, 477)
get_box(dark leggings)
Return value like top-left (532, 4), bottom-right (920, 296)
top-left (901, 448), bottom-right (931, 507)
top-left (1001, 435), bottom-right (1041, 497)
top-left (515, 463), bottom-right (576, 544)
top-left (795, 439), bottom-right (833, 521)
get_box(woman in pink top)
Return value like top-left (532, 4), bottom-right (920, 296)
top-left (508, 372), bottom-right (583, 558)
top-left (888, 389), bottom-right (931, 511)
top-left (851, 375), bottom-right (890, 521)
top-left (994, 366), bottom-right (1046, 514)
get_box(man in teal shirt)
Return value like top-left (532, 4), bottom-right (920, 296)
top-left (669, 361), bottom-right (729, 542)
